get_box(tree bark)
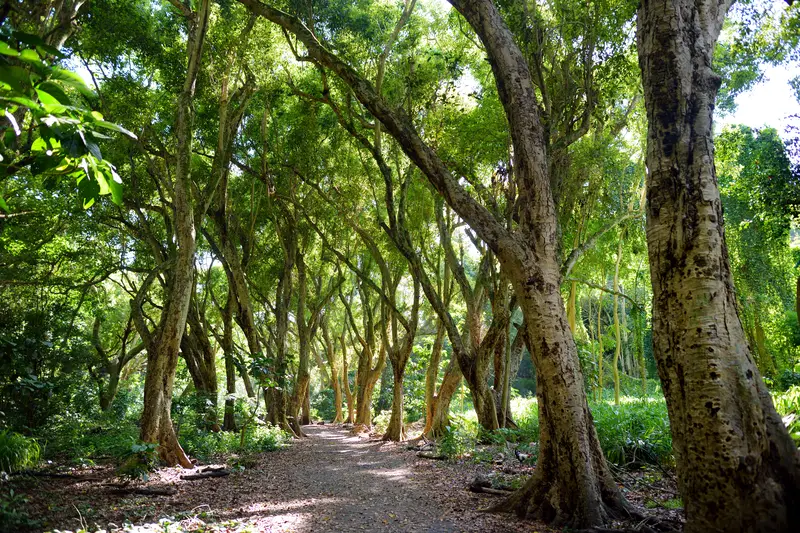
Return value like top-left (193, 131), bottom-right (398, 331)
top-left (637, 0), bottom-right (800, 530)
top-left (340, 330), bottom-right (355, 424)
top-left (423, 320), bottom-right (446, 435)
top-left (426, 358), bottom-right (462, 439)
top-left (322, 317), bottom-right (343, 423)
top-left (138, 0), bottom-right (210, 468)
top-left (612, 237), bottom-right (623, 405)
top-left (289, 248), bottom-right (310, 437)
top-left (222, 289), bottom-right (237, 432)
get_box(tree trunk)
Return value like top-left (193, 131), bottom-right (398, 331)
top-left (596, 290), bottom-right (604, 400)
top-left (340, 333), bottom-right (355, 424)
top-left (302, 387), bottom-right (311, 425)
top-left (139, 0), bottom-right (210, 468)
top-left (268, 216), bottom-right (296, 435)
top-left (427, 358), bottom-right (462, 439)
top-left (638, 0), bottom-right (800, 530)
top-left (383, 363), bottom-right (406, 441)
top-left (423, 320), bottom-right (446, 435)
top-left (289, 249), bottom-right (310, 437)
top-left (222, 290), bottom-right (237, 432)
top-left (322, 319), bottom-right (343, 423)
top-left (182, 304), bottom-right (219, 429)
top-left (612, 237), bottom-right (623, 405)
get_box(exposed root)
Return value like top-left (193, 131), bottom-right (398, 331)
top-left (487, 473), bottom-right (635, 529)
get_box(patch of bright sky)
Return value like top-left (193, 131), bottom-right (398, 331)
top-left (715, 62), bottom-right (800, 135)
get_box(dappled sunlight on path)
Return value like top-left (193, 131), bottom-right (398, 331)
top-left (26, 425), bottom-right (542, 532)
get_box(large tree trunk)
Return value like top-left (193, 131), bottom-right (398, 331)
top-left (340, 332), bottom-right (355, 424)
top-left (139, 0), bottom-right (210, 468)
top-left (289, 250), bottom-right (310, 437)
top-left (268, 216), bottom-right (296, 435)
top-left (222, 290), bottom-right (237, 432)
top-left (383, 363), bottom-right (406, 441)
top-left (638, 1), bottom-right (800, 531)
top-left (423, 320), bottom-right (446, 435)
top-left (426, 358), bottom-right (462, 439)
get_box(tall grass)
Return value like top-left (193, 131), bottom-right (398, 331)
top-left (443, 391), bottom-right (673, 467)
top-left (772, 385), bottom-right (800, 445)
top-left (0, 430), bottom-right (40, 472)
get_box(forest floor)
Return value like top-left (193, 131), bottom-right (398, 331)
top-left (12, 424), bottom-right (681, 532)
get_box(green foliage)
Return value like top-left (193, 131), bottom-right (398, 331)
top-left (772, 385), bottom-right (800, 445)
top-left (117, 441), bottom-right (158, 481)
top-left (438, 415), bottom-right (478, 459)
top-left (0, 30), bottom-right (136, 210)
top-left (179, 423), bottom-right (289, 462)
top-left (311, 387), bottom-right (336, 421)
top-left (0, 430), bottom-right (40, 472)
top-left (590, 397), bottom-right (673, 467)
top-left (0, 488), bottom-right (39, 530)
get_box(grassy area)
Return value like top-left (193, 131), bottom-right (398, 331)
top-left (442, 388), bottom-right (673, 467)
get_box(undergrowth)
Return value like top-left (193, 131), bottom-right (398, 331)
top-left (441, 391), bottom-right (673, 468)
top-left (772, 385), bottom-right (800, 445)
top-left (0, 430), bottom-right (41, 473)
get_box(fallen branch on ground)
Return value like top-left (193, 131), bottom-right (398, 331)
top-left (107, 486), bottom-right (176, 496)
top-left (416, 451), bottom-right (447, 460)
top-left (180, 469), bottom-right (230, 480)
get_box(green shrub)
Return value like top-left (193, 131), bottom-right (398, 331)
top-left (0, 489), bottom-right (38, 530)
top-left (590, 397), bottom-right (673, 467)
top-left (438, 414), bottom-right (479, 459)
top-left (772, 385), bottom-right (800, 445)
top-left (372, 410), bottom-right (392, 435)
top-left (117, 441), bottom-right (159, 481)
top-left (179, 423), bottom-right (289, 461)
top-left (0, 430), bottom-right (40, 473)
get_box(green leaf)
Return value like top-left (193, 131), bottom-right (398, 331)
top-left (0, 66), bottom-right (30, 93)
top-left (12, 31), bottom-right (63, 58)
top-left (86, 140), bottom-right (102, 160)
top-left (50, 68), bottom-right (94, 98)
top-left (93, 120), bottom-right (137, 139)
top-left (18, 49), bottom-right (43, 66)
top-left (0, 195), bottom-right (8, 213)
top-left (0, 41), bottom-right (19, 57)
top-left (0, 96), bottom-right (43, 112)
top-left (37, 81), bottom-right (72, 106)
top-left (35, 87), bottom-right (62, 107)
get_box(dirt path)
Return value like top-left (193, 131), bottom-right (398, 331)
top-left (20, 425), bottom-right (543, 532)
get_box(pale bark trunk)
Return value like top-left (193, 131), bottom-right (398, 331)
top-left (340, 332), bottom-right (355, 424)
top-left (596, 290), bottom-right (604, 400)
top-left (289, 249), bottom-right (310, 437)
top-left (612, 237), bottom-right (623, 405)
top-left (423, 320), bottom-right (446, 435)
top-left (426, 358), bottom-right (462, 439)
top-left (384, 367), bottom-right (406, 441)
top-left (222, 289), bottom-right (237, 432)
top-left (268, 216), bottom-right (296, 435)
top-left (638, 0), bottom-right (800, 530)
top-left (139, 0), bottom-right (210, 468)
top-left (322, 319), bottom-right (343, 423)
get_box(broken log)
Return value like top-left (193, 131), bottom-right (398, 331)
top-left (416, 451), bottom-right (447, 460)
top-left (180, 470), bottom-right (230, 480)
top-left (108, 486), bottom-right (176, 496)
